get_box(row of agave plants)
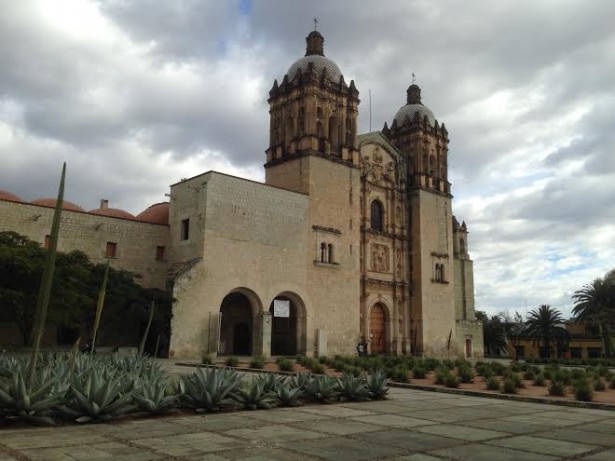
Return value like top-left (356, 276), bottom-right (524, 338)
top-left (0, 353), bottom-right (389, 426)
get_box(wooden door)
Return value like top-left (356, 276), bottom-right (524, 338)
top-left (369, 304), bottom-right (386, 354)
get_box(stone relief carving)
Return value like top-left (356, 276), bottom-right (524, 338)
top-left (362, 146), bottom-right (396, 187)
top-left (370, 243), bottom-right (390, 273)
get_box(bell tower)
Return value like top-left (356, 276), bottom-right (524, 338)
top-left (382, 83), bottom-right (457, 356)
top-left (265, 30), bottom-right (360, 193)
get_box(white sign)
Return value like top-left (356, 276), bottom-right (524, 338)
top-left (273, 299), bottom-right (290, 318)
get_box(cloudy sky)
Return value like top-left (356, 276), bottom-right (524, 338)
top-left (1, 0), bottom-right (614, 317)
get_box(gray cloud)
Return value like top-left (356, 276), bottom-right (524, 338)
top-left (1, 0), bottom-right (614, 315)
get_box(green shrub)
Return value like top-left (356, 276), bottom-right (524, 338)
top-left (457, 367), bottom-right (474, 384)
top-left (533, 374), bottom-right (546, 386)
top-left (277, 358), bottom-right (294, 372)
top-left (225, 356), bottom-right (239, 367)
top-left (434, 367), bottom-right (450, 385)
top-left (511, 373), bottom-right (524, 388)
top-left (422, 358), bottom-right (441, 371)
top-left (542, 369), bottom-right (553, 380)
top-left (551, 369), bottom-right (571, 385)
top-left (411, 366), bottom-right (427, 379)
top-left (391, 366), bottom-right (409, 383)
top-left (318, 356), bottom-right (329, 364)
top-left (442, 359), bottom-right (455, 369)
top-left (523, 370), bottom-right (535, 381)
top-left (593, 378), bottom-right (605, 391)
top-left (610, 377), bottom-right (615, 390)
top-left (502, 379), bottom-right (517, 394)
top-left (490, 362), bottom-right (505, 376)
top-left (548, 381), bottom-right (566, 397)
top-left (311, 363), bottom-right (325, 375)
top-left (570, 369), bottom-right (586, 380)
top-left (201, 354), bottom-right (213, 365)
top-left (485, 376), bottom-right (500, 391)
top-left (249, 355), bottom-right (266, 369)
top-left (133, 377), bottom-right (178, 415)
top-left (445, 374), bottom-right (460, 388)
top-left (572, 379), bottom-right (593, 402)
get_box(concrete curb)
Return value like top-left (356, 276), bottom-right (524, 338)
top-left (389, 381), bottom-right (615, 411)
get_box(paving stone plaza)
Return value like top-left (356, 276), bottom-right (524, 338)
top-left (1, 386), bottom-right (614, 460)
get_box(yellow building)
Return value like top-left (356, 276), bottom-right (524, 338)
top-left (0, 30), bottom-right (483, 360)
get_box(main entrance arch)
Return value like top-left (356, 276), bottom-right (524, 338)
top-left (369, 303), bottom-right (388, 354)
top-left (269, 292), bottom-right (306, 356)
top-left (219, 290), bottom-right (258, 355)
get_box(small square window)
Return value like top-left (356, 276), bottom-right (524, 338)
top-left (181, 219), bottom-right (190, 241)
top-left (106, 242), bottom-right (117, 258)
top-left (156, 246), bottom-right (165, 261)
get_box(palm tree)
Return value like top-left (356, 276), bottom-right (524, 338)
top-left (524, 305), bottom-right (569, 359)
top-left (477, 312), bottom-right (508, 357)
top-left (572, 277), bottom-right (615, 358)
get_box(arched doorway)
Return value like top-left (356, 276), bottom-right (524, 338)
top-left (465, 338), bottom-right (472, 358)
top-left (219, 292), bottom-right (254, 355)
top-left (269, 293), bottom-right (306, 356)
top-left (369, 303), bottom-right (387, 354)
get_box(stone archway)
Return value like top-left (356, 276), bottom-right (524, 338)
top-left (369, 303), bottom-right (388, 354)
top-left (219, 291), bottom-right (256, 355)
top-left (269, 292), bottom-right (306, 356)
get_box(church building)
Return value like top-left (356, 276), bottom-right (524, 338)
top-left (0, 30), bottom-right (483, 359)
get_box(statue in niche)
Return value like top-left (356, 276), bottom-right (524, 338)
top-left (370, 243), bottom-right (389, 272)
top-left (373, 147), bottom-right (383, 163)
top-left (395, 205), bottom-right (401, 225)
top-left (396, 249), bottom-right (402, 277)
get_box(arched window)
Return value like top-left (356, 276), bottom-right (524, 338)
top-left (320, 242), bottom-right (327, 263)
top-left (370, 200), bottom-right (384, 232)
top-left (435, 264), bottom-right (442, 282)
top-left (327, 244), bottom-right (334, 263)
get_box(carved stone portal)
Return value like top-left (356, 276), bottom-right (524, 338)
top-left (370, 243), bottom-right (390, 273)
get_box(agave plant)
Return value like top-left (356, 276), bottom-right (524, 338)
top-left (302, 375), bottom-right (339, 402)
top-left (58, 367), bottom-right (136, 423)
top-left (287, 372), bottom-right (313, 390)
top-left (178, 367), bottom-right (242, 412)
top-left (336, 373), bottom-right (369, 401)
top-left (275, 383), bottom-right (303, 406)
top-left (232, 380), bottom-right (276, 410)
top-left (133, 377), bottom-right (178, 415)
top-left (365, 370), bottom-right (389, 400)
top-left (256, 373), bottom-right (286, 393)
top-left (0, 366), bottom-right (66, 425)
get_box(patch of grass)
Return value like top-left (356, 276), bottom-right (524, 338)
top-left (225, 356), bottom-right (239, 367)
top-left (548, 381), bottom-right (566, 397)
top-left (277, 358), bottom-right (294, 372)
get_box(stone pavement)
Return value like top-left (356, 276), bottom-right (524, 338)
top-left (1, 387), bottom-right (615, 460)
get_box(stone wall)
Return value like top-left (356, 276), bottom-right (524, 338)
top-left (0, 199), bottom-right (168, 288)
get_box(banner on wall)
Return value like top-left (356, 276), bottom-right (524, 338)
top-left (273, 299), bottom-right (290, 318)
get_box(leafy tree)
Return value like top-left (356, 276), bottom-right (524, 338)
top-left (524, 305), bottom-right (569, 359)
top-left (477, 311), bottom-right (508, 357)
top-left (572, 274), bottom-right (615, 357)
top-left (0, 231), bottom-right (172, 353)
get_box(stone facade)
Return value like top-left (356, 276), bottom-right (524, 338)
top-left (0, 29), bottom-right (483, 359)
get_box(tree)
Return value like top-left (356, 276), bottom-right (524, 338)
top-left (524, 305), bottom-right (569, 359)
top-left (477, 311), bottom-right (508, 357)
top-left (572, 274), bottom-right (615, 357)
top-left (0, 231), bottom-right (173, 352)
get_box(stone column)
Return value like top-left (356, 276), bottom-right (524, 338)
top-left (260, 312), bottom-right (272, 358)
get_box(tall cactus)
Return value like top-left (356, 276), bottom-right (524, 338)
top-left (91, 260), bottom-right (110, 353)
top-left (28, 163), bottom-right (66, 387)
